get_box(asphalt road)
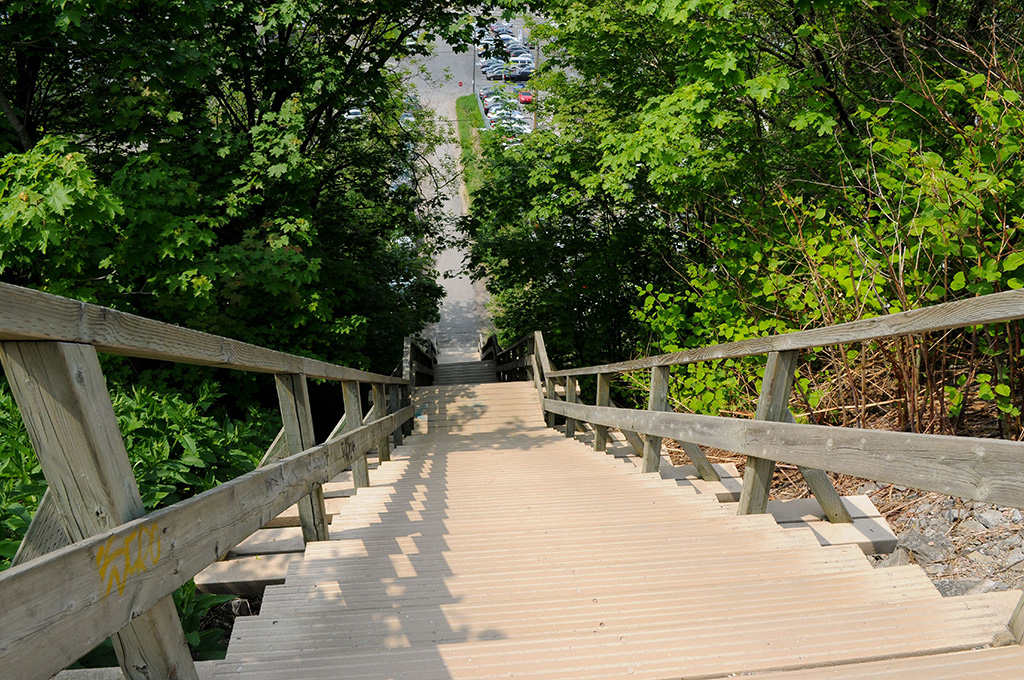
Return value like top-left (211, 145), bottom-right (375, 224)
top-left (408, 36), bottom-right (494, 364)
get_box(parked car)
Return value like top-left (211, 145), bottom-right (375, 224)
top-left (518, 90), bottom-right (533, 104)
top-left (343, 108), bottom-right (363, 120)
top-left (504, 68), bottom-right (534, 82)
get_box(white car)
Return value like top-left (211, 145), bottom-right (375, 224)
top-left (343, 108), bottom-right (363, 120)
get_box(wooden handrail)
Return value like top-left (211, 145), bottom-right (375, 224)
top-left (547, 290), bottom-right (1024, 378)
top-left (543, 399), bottom-right (1024, 508)
top-left (0, 408), bottom-right (411, 680)
top-left (0, 282), bottom-right (418, 680)
top-left (0, 282), bottom-right (406, 385)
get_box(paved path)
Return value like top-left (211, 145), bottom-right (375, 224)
top-left (410, 40), bottom-right (492, 364)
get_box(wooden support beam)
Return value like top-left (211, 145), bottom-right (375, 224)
top-left (275, 374), bottom-right (329, 543)
top-left (738, 351), bottom-right (797, 515)
top-left (678, 440), bottom-right (721, 483)
top-left (641, 366), bottom-right (670, 473)
top-left (1009, 593), bottom-right (1024, 643)
top-left (0, 341), bottom-right (198, 680)
top-left (594, 374), bottom-right (610, 452)
top-left (372, 383), bottom-right (390, 463)
top-left (546, 397), bottom-right (1024, 508)
top-left (389, 385), bottom-right (404, 447)
top-left (401, 384), bottom-right (413, 437)
top-left (0, 403), bottom-right (412, 680)
top-left (343, 381), bottom-right (370, 488)
top-left (781, 410), bottom-right (854, 523)
top-left (565, 376), bottom-right (578, 438)
top-left (11, 489), bottom-right (68, 566)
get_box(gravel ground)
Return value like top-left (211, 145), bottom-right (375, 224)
top-left (671, 443), bottom-right (1024, 597)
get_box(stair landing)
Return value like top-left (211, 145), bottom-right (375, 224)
top-left (212, 382), bottom-right (1022, 679)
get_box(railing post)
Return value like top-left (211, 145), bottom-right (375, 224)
top-left (641, 366), bottom-right (670, 473)
top-left (0, 342), bottom-right (198, 680)
top-left (565, 375), bottom-right (578, 438)
top-left (389, 384), bottom-right (404, 447)
top-left (594, 373), bottom-right (610, 451)
top-left (372, 383), bottom-right (390, 463)
top-left (736, 351), bottom-right (853, 522)
top-left (343, 380), bottom-right (370, 488)
top-left (275, 373), bottom-right (330, 542)
top-left (738, 351), bottom-right (796, 514)
top-left (401, 383), bottom-right (413, 436)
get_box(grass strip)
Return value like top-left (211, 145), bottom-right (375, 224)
top-left (455, 94), bottom-right (486, 203)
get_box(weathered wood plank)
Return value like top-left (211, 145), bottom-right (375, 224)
top-left (738, 351), bottom-right (797, 515)
top-left (372, 383), bottom-right (390, 463)
top-left (497, 356), bottom-right (531, 374)
top-left (641, 366), bottom-right (670, 473)
top-left (543, 399), bottom-right (1024, 508)
top-left (11, 489), bottom-right (68, 566)
top-left (594, 374), bottom-right (610, 452)
top-left (610, 398), bottom-right (645, 455)
top-left (548, 290), bottom-right (1024, 378)
top-left (343, 381), bottom-right (370, 489)
top-left (677, 440), bottom-right (721, 483)
top-left (0, 282), bottom-right (406, 384)
top-left (257, 427), bottom-right (288, 467)
top-left (0, 341), bottom-right (198, 680)
top-left (275, 374), bottom-right (329, 543)
top-left (412, 360), bottom-right (434, 377)
top-left (389, 385), bottom-right (404, 447)
top-left (0, 405), bottom-right (412, 680)
top-left (565, 376), bottom-right (579, 439)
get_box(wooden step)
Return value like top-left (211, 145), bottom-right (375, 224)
top-left (194, 553), bottom-right (305, 596)
top-left (212, 383), bottom-right (1017, 680)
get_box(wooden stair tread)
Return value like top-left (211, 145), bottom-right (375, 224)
top-left (212, 381), bottom-right (1019, 680)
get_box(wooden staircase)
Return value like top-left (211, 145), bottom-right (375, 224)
top-left (211, 381), bottom-right (1024, 679)
top-left (432, 360), bottom-right (497, 385)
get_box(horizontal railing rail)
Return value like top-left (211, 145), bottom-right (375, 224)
top-left (547, 290), bottom-right (1024, 378)
top-left (1, 408), bottom-right (411, 680)
top-left (516, 289), bottom-right (1024, 641)
top-left (0, 282), bottom-right (407, 384)
top-left (0, 282), bottom-right (416, 680)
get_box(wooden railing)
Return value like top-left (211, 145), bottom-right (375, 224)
top-left (504, 290), bottom-right (1024, 527)
top-left (0, 282), bottom-right (416, 680)
top-left (508, 290), bottom-right (1024, 637)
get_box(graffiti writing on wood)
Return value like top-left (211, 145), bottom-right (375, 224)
top-left (96, 524), bottom-right (162, 597)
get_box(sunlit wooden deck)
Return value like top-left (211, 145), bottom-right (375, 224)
top-left (211, 381), bottom-right (1024, 679)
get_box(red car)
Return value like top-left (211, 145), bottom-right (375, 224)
top-left (518, 90), bottom-right (533, 104)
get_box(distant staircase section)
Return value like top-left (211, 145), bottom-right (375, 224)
top-left (432, 359), bottom-right (497, 385)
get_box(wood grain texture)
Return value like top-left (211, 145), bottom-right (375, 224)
top-left (594, 374), bottom-right (610, 452)
top-left (275, 374), bottom-right (329, 543)
top-left (343, 381), bottom-right (370, 489)
top-left (641, 366), bottom-right (670, 474)
top-left (565, 376), bottom-right (578, 439)
top-left (389, 385), bottom-right (404, 447)
top-left (543, 399), bottom-right (1024, 508)
top-left (548, 290), bottom-right (1024, 378)
top-left (0, 341), bottom-right (197, 680)
top-left (0, 405), bottom-right (412, 680)
top-left (372, 383), bottom-right (390, 463)
top-left (678, 441), bottom-right (721, 483)
top-left (0, 282), bottom-right (406, 384)
top-left (11, 489), bottom-right (69, 566)
top-left (739, 351), bottom-right (797, 515)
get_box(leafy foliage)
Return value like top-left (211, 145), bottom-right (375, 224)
top-left (469, 0), bottom-right (1023, 436)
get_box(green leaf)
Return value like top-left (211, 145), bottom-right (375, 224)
top-left (1003, 252), bottom-right (1024, 272)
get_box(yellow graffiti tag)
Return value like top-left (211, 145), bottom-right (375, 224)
top-left (96, 524), bottom-right (162, 597)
